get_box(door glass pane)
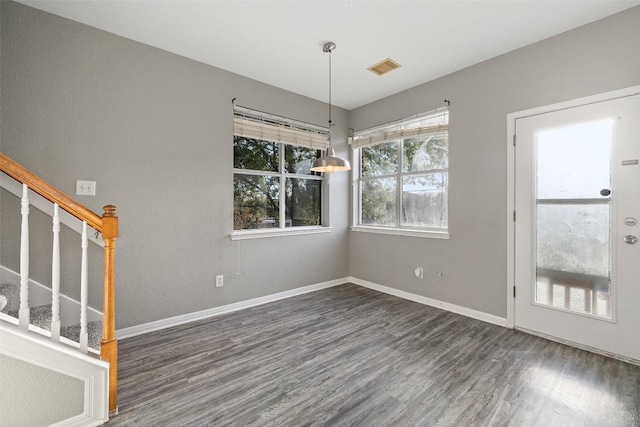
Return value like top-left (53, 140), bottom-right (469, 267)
top-left (536, 119), bottom-right (612, 199)
top-left (534, 119), bottom-right (612, 319)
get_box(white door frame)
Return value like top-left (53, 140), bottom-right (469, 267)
top-left (506, 84), bottom-right (640, 329)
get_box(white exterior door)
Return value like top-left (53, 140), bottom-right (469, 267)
top-left (514, 94), bottom-right (640, 362)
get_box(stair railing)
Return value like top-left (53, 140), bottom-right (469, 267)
top-left (0, 152), bottom-right (119, 413)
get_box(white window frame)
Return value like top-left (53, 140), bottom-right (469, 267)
top-left (351, 107), bottom-right (450, 239)
top-left (231, 106), bottom-right (331, 240)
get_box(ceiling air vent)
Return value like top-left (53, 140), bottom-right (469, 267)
top-left (367, 58), bottom-right (401, 76)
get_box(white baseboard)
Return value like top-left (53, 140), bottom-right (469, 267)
top-left (116, 278), bottom-right (348, 340)
top-left (348, 277), bottom-right (507, 327)
top-left (0, 265), bottom-right (102, 325)
top-left (118, 276), bottom-right (507, 340)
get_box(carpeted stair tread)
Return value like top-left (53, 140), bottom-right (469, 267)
top-left (0, 283), bottom-right (18, 313)
top-left (7, 302), bottom-right (102, 350)
top-left (8, 304), bottom-right (53, 330)
top-left (61, 321), bottom-right (103, 350)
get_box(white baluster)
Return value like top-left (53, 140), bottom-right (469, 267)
top-left (51, 203), bottom-right (61, 342)
top-left (19, 184), bottom-right (30, 330)
top-left (79, 221), bottom-right (89, 353)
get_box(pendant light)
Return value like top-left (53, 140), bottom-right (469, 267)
top-left (311, 42), bottom-right (351, 174)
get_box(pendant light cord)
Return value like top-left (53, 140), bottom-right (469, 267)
top-left (328, 48), bottom-right (333, 133)
top-left (310, 42), bottom-right (351, 173)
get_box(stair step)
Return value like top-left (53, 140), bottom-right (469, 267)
top-left (6, 302), bottom-right (102, 350)
top-left (0, 283), bottom-right (18, 313)
top-left (62, 321), bottom-right (103, 350)
top-left (8, 304), bottom-right (53, 330)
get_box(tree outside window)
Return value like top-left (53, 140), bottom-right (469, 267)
top-left (355, 108), bottom-right (449, 232)
top-left (233, 136), bottom-right (323, 230)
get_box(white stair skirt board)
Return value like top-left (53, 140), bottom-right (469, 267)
top-left (1, 266), bottom-right (102, 326)
top-left (0, 321), bottom-right (109, 426)
top-left (117, 277), bottom-right (506, 340)
top-left (0, 312), bottom-right (101, 356)
top-left (349, 277), bottom-right (508, 328)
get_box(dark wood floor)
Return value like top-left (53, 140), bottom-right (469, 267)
top-left (108, 284), bottom-right (640, 426)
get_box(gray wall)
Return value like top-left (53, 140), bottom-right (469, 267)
top-left (0, 1), bottom-right (350, 329)
top-left (349, 6), bottom-right (640, 318)
top-left (0, 354), bottom-right (84, 426)
top-left (2, 1), bottom-right (639, 328)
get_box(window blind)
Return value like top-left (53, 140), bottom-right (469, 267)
top-left (351, 107), bottom-right (448, 149)
top-left (233, 105), bottom-right (330, 150)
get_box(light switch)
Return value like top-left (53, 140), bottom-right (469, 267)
top-left (76, 180), bottom-right (96, 196)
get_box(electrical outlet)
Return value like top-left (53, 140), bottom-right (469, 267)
top-left (76, 180), bottom-right (96, 196)
top-left (414, 267), bottom-right (424, 279)
top-left (215, 275), bottom-right (224, 287)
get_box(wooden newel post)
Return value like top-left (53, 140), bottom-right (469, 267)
top-left (100, 205), bottom-right (119, 413)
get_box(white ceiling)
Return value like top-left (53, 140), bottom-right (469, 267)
top-left (18, 1), bottom-right (640, 110)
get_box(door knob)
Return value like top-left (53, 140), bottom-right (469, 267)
top-left (600, 189), bottom-right (611, 196)
top-left (624, 235), bottom-right (638, 244)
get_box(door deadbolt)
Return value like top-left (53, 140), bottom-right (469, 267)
top-left (624, 235), bottom-right (638, 244)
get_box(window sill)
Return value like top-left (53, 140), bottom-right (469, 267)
top-left (230, 226), bottom-right (332, 241)
top-left (350, 226), bottom-right (450, 240)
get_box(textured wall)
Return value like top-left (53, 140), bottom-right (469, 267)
top-left (3, 1), bottom-right (639, 328)
top-left (0, 1), bottom-right (350, 329)
top-left (0, 354), bottom-right (84, 426)
top-left (348, 6), bottom-right (640, 318)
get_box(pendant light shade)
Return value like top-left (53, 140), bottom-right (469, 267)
top-left (311, 42), bottom-right (351, 174)
top-left (311, 146), bottom-right (351, 173)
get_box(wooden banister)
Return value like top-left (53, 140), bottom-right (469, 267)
top-left (0, 153), bottom-right (102, 230)
top-left (101, 205), bottom-right (119, 413)
top-left (1, 152), bottom-right (119, 413)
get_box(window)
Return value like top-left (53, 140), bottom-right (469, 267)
top-left (233, 106), bottom-right (329, 233)
top-left (352, 107), bottom-right (449, 236)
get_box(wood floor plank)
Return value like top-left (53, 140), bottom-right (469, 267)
top-left (108, 284), bottom-right (640, 426)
